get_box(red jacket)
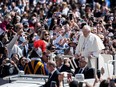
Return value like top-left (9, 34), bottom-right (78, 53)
top-left (0, 21), bottom-right (8, 31)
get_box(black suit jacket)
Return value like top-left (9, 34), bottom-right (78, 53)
top-left (74, 66), bottom-right (95, 79)
top-left (59, 64), bottom-right (71, 73)
top-left (44, 69), bottom-right (60, 87)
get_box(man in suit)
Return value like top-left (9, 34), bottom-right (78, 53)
top-left (74, 57), bottom-right (95, 79)
top-left (55, 55), bottom-right (71, 73)
top-left (43, 61), bottom-right (60, 87)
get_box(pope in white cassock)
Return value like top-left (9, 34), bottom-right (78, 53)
top-left (75, 25), bottom-right (105, 70)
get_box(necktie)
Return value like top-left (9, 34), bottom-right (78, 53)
top-left (57, 67), bottom-right (60, 71)
top-left (78, 68), bottom-right (83, 73)
top-left (49, 73), bottom-right (52, 79)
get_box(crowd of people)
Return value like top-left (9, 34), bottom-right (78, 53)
top-left (0, 0), bottom-right (116, 87)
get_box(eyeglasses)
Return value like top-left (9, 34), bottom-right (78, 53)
top-left (51, 47), bottom-right (56, 50)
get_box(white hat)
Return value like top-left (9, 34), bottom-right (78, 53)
top-left (36, 47), bottom-right (43, 57)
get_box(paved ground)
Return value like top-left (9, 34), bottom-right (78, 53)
top-left (0, 78), bottom-right (9, 86)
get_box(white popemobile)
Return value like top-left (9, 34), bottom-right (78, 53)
top-left (0, 56), bottom-right (116, 87)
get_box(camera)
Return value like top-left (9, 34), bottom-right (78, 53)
top-left (0, 58), bottom-right (19, 77)
top-left (0, 62), bottom-right (15, 77)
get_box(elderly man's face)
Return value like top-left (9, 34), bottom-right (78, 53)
top-left (17, 24), bottom-right (23, 32)
top-left (56, 59), bottom-right (62, 67)
top-left (78, 58), bottom-right (87, 68)
top-left (82, 27), bottom-right (90, 37)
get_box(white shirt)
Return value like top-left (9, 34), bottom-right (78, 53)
top-left (58, 65), bottom-right (63, 70)
top-left (51, 68), bottom-right (57, 75)
top-left (10, 44), bottom-right (23, 58)
top-left (53, 35), bottom-right (63, 45)
top-left (62, 7), bottom-right (69, 16)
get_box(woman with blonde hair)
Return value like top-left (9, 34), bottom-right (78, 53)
top-left (40, 30), bottom-right (50, 45)
top-left (34, 30), bottom-right (50, 52)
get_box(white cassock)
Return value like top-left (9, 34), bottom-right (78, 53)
top-left (10, 44), bottom-right (23, 58)
top-left (75, 33), bottom-right (105, 70)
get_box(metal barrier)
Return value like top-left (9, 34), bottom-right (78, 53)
top-left (101, 54), bottom-right (113, 63)
top-left (2, 74), bottom-right (48, 87)
top-left (62, 55), bottom-right (77, 71)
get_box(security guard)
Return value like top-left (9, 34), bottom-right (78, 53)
top-left (24, 47), bottom-right (46, 75)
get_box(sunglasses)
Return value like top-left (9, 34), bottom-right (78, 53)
top-left (44, 33), bottom-right (49, 36)
top-left (51, 47), bottom-right (56, 50)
